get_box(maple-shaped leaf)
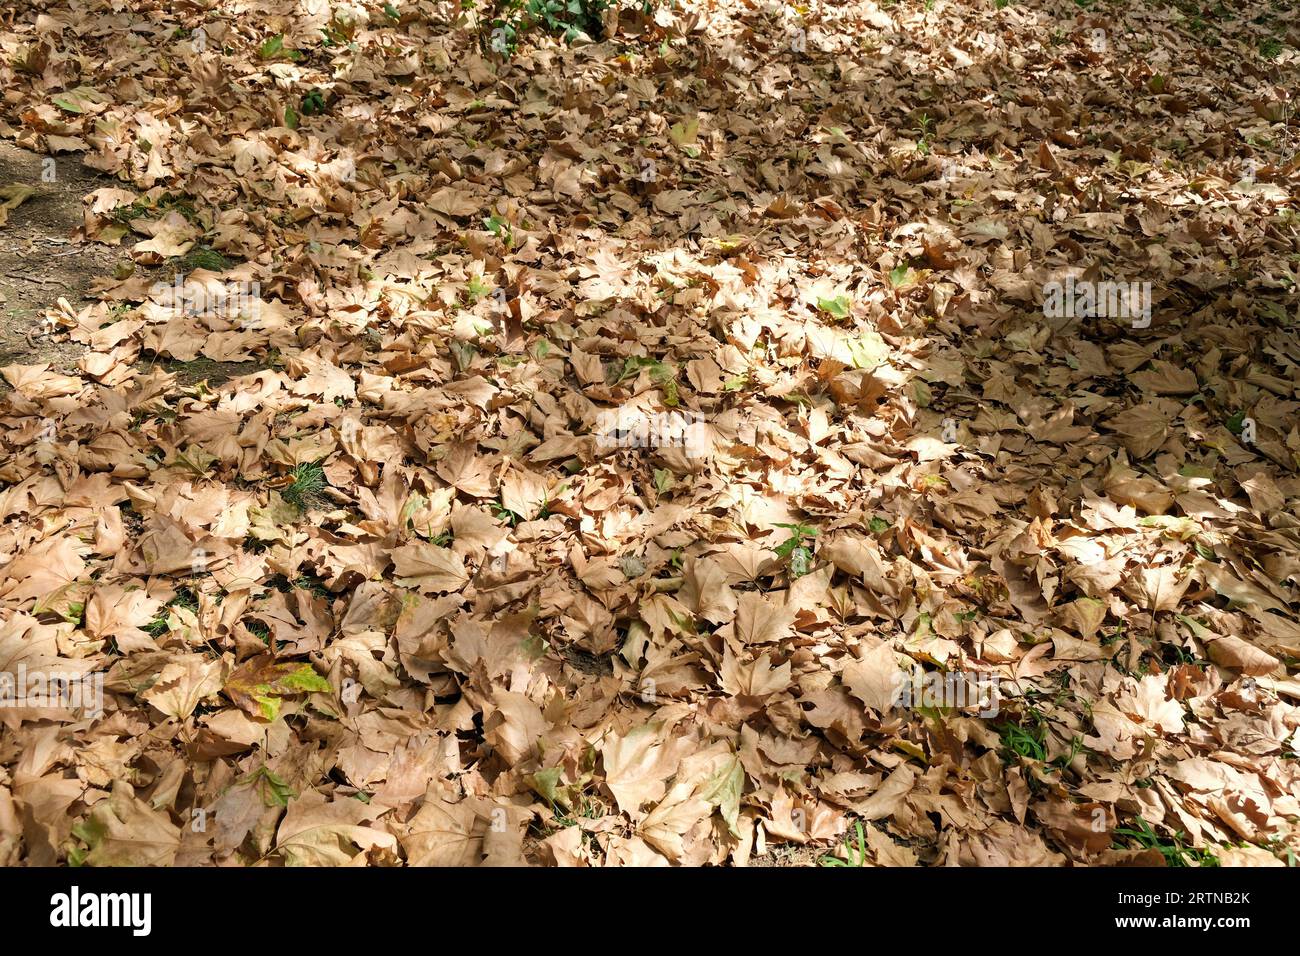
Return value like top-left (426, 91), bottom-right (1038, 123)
top-left (391, 541), bottom-right (470, 594)
top-left (600, 724), bottom-right (689, 818)
top-left (499, 467), bottom-right (549, 521)
top-left (400, 786), bottom-right (483, 866)
top-left (668, 116), bottom-right (699, 147)
top-left (1121, 564), bottom-right (1192, 614)
top-left (699, 755), bottom-right (744, 836)
top-left (223, 655), bottom-right (331, 722)
top-left (731, 591), bottom-right (795, 645)
top-left (70, 781), bottom-right (181, 867)
top-left (841, 641), bottom-right (904, 713)
top-left (275, 791), bottom-right (397, 867)
top-left (142, 655), bottom-right (225, 720)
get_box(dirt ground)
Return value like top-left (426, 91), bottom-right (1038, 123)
top-left (0, 141), bottom-right (122, 372)
top-left (0, 141), bottom-right (266, 388)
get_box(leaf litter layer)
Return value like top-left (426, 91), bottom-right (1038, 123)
top-left (0, 0), bottom-right (1298, 867)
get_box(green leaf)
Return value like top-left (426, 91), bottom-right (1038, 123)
top-left (775, 522), bottom-right (817, 537)
top-left (773, 523), bottom-right (816, 568)
top-left (259, 34), bottom-right (285, 59)
top-left (816, 295), bottom-right (851, 319)
top-left (301, 89), bottom-right (327, 115)
top-left (845, 328), bottom-right (888, 370)
top-left (528, 767), bottom-right (570, 808)
top-left (284, 105), bottom-right (299, 130)
top-left (224, 656), bottom-right (330, 721)
top-left (1138, 515), bottom-right (1201, 540)
top-left (701, 756), bottom-right (744, 835)
top-left (254, 694), bottom-right (281, 722)
top-left (252, 767), bottom-right (296, 807)
top-left (669, 117), bottom-right (699, 147)
top-left (52, 94), bottom-right (86, 114)
top-left (279, 664), bottom-right (332, 693)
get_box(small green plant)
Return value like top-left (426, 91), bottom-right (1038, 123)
top-left (144, 587), bottom-right (201, 637)
top-left (282, 462), bottom-right (328, 511)
top-left (185, 247), bottom-right (231, 271)
top-left (545, 794), bottom-right (603, 829)
top-left (912, 112), bottom-right (935, 155)
top-left (998, 714), bottom-right (1048, 762)
top-left (1049, 735), bottom-right (1086, 771)
top-left (465, 274), bottom-right (492, 304)
top-left (1259, 36), bottom-right (1283, 59)
top-left (245, 619), bottom-right (271, 645)
top-left (482, 0), bottom-right (621, 57)
top-left (300, 88), bottom-right (328, 116)
top-left (1264, 838), bottom-right (1298, 866)
top-left (490, 500), bottom-right (525, 526)
top-left (820, 821), bottom-right (868, 867)
top-left (483, 212), bottom-right (514, 248)
top-left (1113, 816), bottom-right (1220, 867)
top-left (772, 522), bottom-right (817, 578)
